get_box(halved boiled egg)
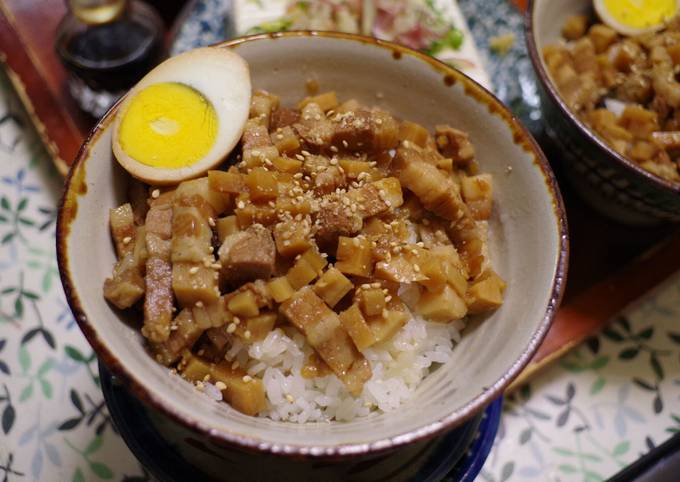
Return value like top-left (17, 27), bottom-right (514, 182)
top-left (112, 47), bottom-right (251, 185)
top-left (594, 0), bottom-right (678, 36)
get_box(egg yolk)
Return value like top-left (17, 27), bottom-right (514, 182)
top-left (118, 82), bottom-right (218, 169)
top-left (603, 0), bottom-right (676, 30)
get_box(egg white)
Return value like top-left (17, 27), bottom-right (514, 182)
top-left (112, 46), bottom-right (251, 185)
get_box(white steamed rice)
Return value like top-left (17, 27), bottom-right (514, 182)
top-left (200, 284), bottom-right (465, 422)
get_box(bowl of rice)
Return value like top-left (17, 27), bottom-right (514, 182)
top-left (527, 0), bottom-right (680, 224)
top-left (57, 31), bottom-right (568, 469)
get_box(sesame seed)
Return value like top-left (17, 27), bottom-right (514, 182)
top-left (329, 159), bottom-right (338, 166)
top-left (208, 217), bottom-right (216, 227)
top-left (122, 236), bottom-right (132, 245)
top-left (342, 140), bottom-right (349, 148)
top-left (203, 374), bottom-right (211, 382)
top-left (242, 375), bottom-right (253, 383)
top-left (330, 145), bottom-right (339, 153)
top-left (233, 317), bottom-right (241, 325)
top-left (226, 323), bottom-right (236, 333)
top-left (414, 264), bottom-right (421, 272)
top-left (151, 189), bottom-right (160, 198)
top-left (295, 154), bottom-right (305, 161)
top-left (276, 133), bottom-right (284, 140)
top-left (195, 301), bottom-right (204, 307)
top-left (244, 330), bottom-right (252, 339)
top-left (237, 201), bottom-right (246, 209)
top-left (195, 381), bottom-right (205, 391)
top-left (385, 295), bottom-right (392, 302)
top-left (286, 394), bottom-right (295, 403)
top-left (231, 360), bottom-right (240, 369)
top-left (189, 266), bottom-right (199, 275)
top-left (382, 308), bottom-right (389, 318)
top-left (215, 381), bottom-right (227, 390)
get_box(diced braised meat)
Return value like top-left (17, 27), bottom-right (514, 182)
top-left (435, 125), bottom-right (476, 169)
top-left (219, 224), bottom-right (276, 282)
top-left (280, 287), bottom-right (371, 395)
top-left (293, 102), bottom-right (335, 148)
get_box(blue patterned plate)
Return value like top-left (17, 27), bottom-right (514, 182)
top-left (171, 0), bottom-right (539, 131)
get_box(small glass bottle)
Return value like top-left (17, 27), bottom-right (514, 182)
top-left (56, 0), bottom-right (165, 117)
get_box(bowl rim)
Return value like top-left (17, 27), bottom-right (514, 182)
top-left (56, 30), bottom-right (569, 459)
top-left (525, 0), bottom-right (680, 197)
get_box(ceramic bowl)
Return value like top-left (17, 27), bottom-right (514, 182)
top-left (527, 0), bottom-right (680, 225)
top-left (57, 32), bottom-right (568, 461)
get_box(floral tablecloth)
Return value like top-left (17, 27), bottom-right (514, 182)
top-left (1, 64), bottom-right (680, 481)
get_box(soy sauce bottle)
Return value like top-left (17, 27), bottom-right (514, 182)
top-left (56, 0), bottom-right (165, 117)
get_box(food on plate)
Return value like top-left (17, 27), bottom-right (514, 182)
top-left (248, 0), bottom-right (464, 59)
top-left (593, 0), bottom-right (678, 36)
top-left (544, 13), bottom-right (680, 182)
top-left (104, 53), bottom-right (505, 421)
top-left (112, 47), bottom-right (251, 185)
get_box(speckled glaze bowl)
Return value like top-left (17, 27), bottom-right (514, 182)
top-left (57, 32), bottom-right (568, 466)
top-left (527, 0), bottom-right (680, 225)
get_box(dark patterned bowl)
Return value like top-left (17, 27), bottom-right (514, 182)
top-left (526, 0), bottom-right (680, 225)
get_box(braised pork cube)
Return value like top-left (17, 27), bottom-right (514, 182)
top-left (394, 145), bottom-right (467, 222)
top-left (294, 102), bottom-right (335, 148)
top-left (460, 174), bottom-right (493, 221)
top-left (435, 125), bottom-right (476, 168)
top-left (280, 287), bottom-right (371, 395)
top-left (142, 202), bottom-right (174, 342)
top-left (271, 107), bottom-right (300, 130)
top-left (332, 109), bottom-right (400, 152)
top-left (103, 203), bottom-right (147, 309)
top-left (331, 109), bottom-right (374, 150)
top-left (103, 224), bottom-right (147, 309)
top-left (273, 218), bottom-right (312, 257)
top-left (242, 118), bottom-right (279, 167)
top-left (313, 196), bottom-right (363, 248)
top-left (171, 179), bottom-right (221, 307)
top-left (346, 177), bottom-right (404, 218)
top-left (250, 90), bottom-right (280, 129)
top-left (374, 247), bottom-right (429, 283)
top-left (219, 224), bottom-right (276, 283)
top-left (109, 203), bottom-right (136, 257)
top-left (152, 308), bottom-right (203, 365)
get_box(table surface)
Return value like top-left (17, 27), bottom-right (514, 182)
top-left (2, 4), bottom-right (680, 482)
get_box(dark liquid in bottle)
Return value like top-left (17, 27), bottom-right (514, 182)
top-left (60, 19), bottom-right (162, 92)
